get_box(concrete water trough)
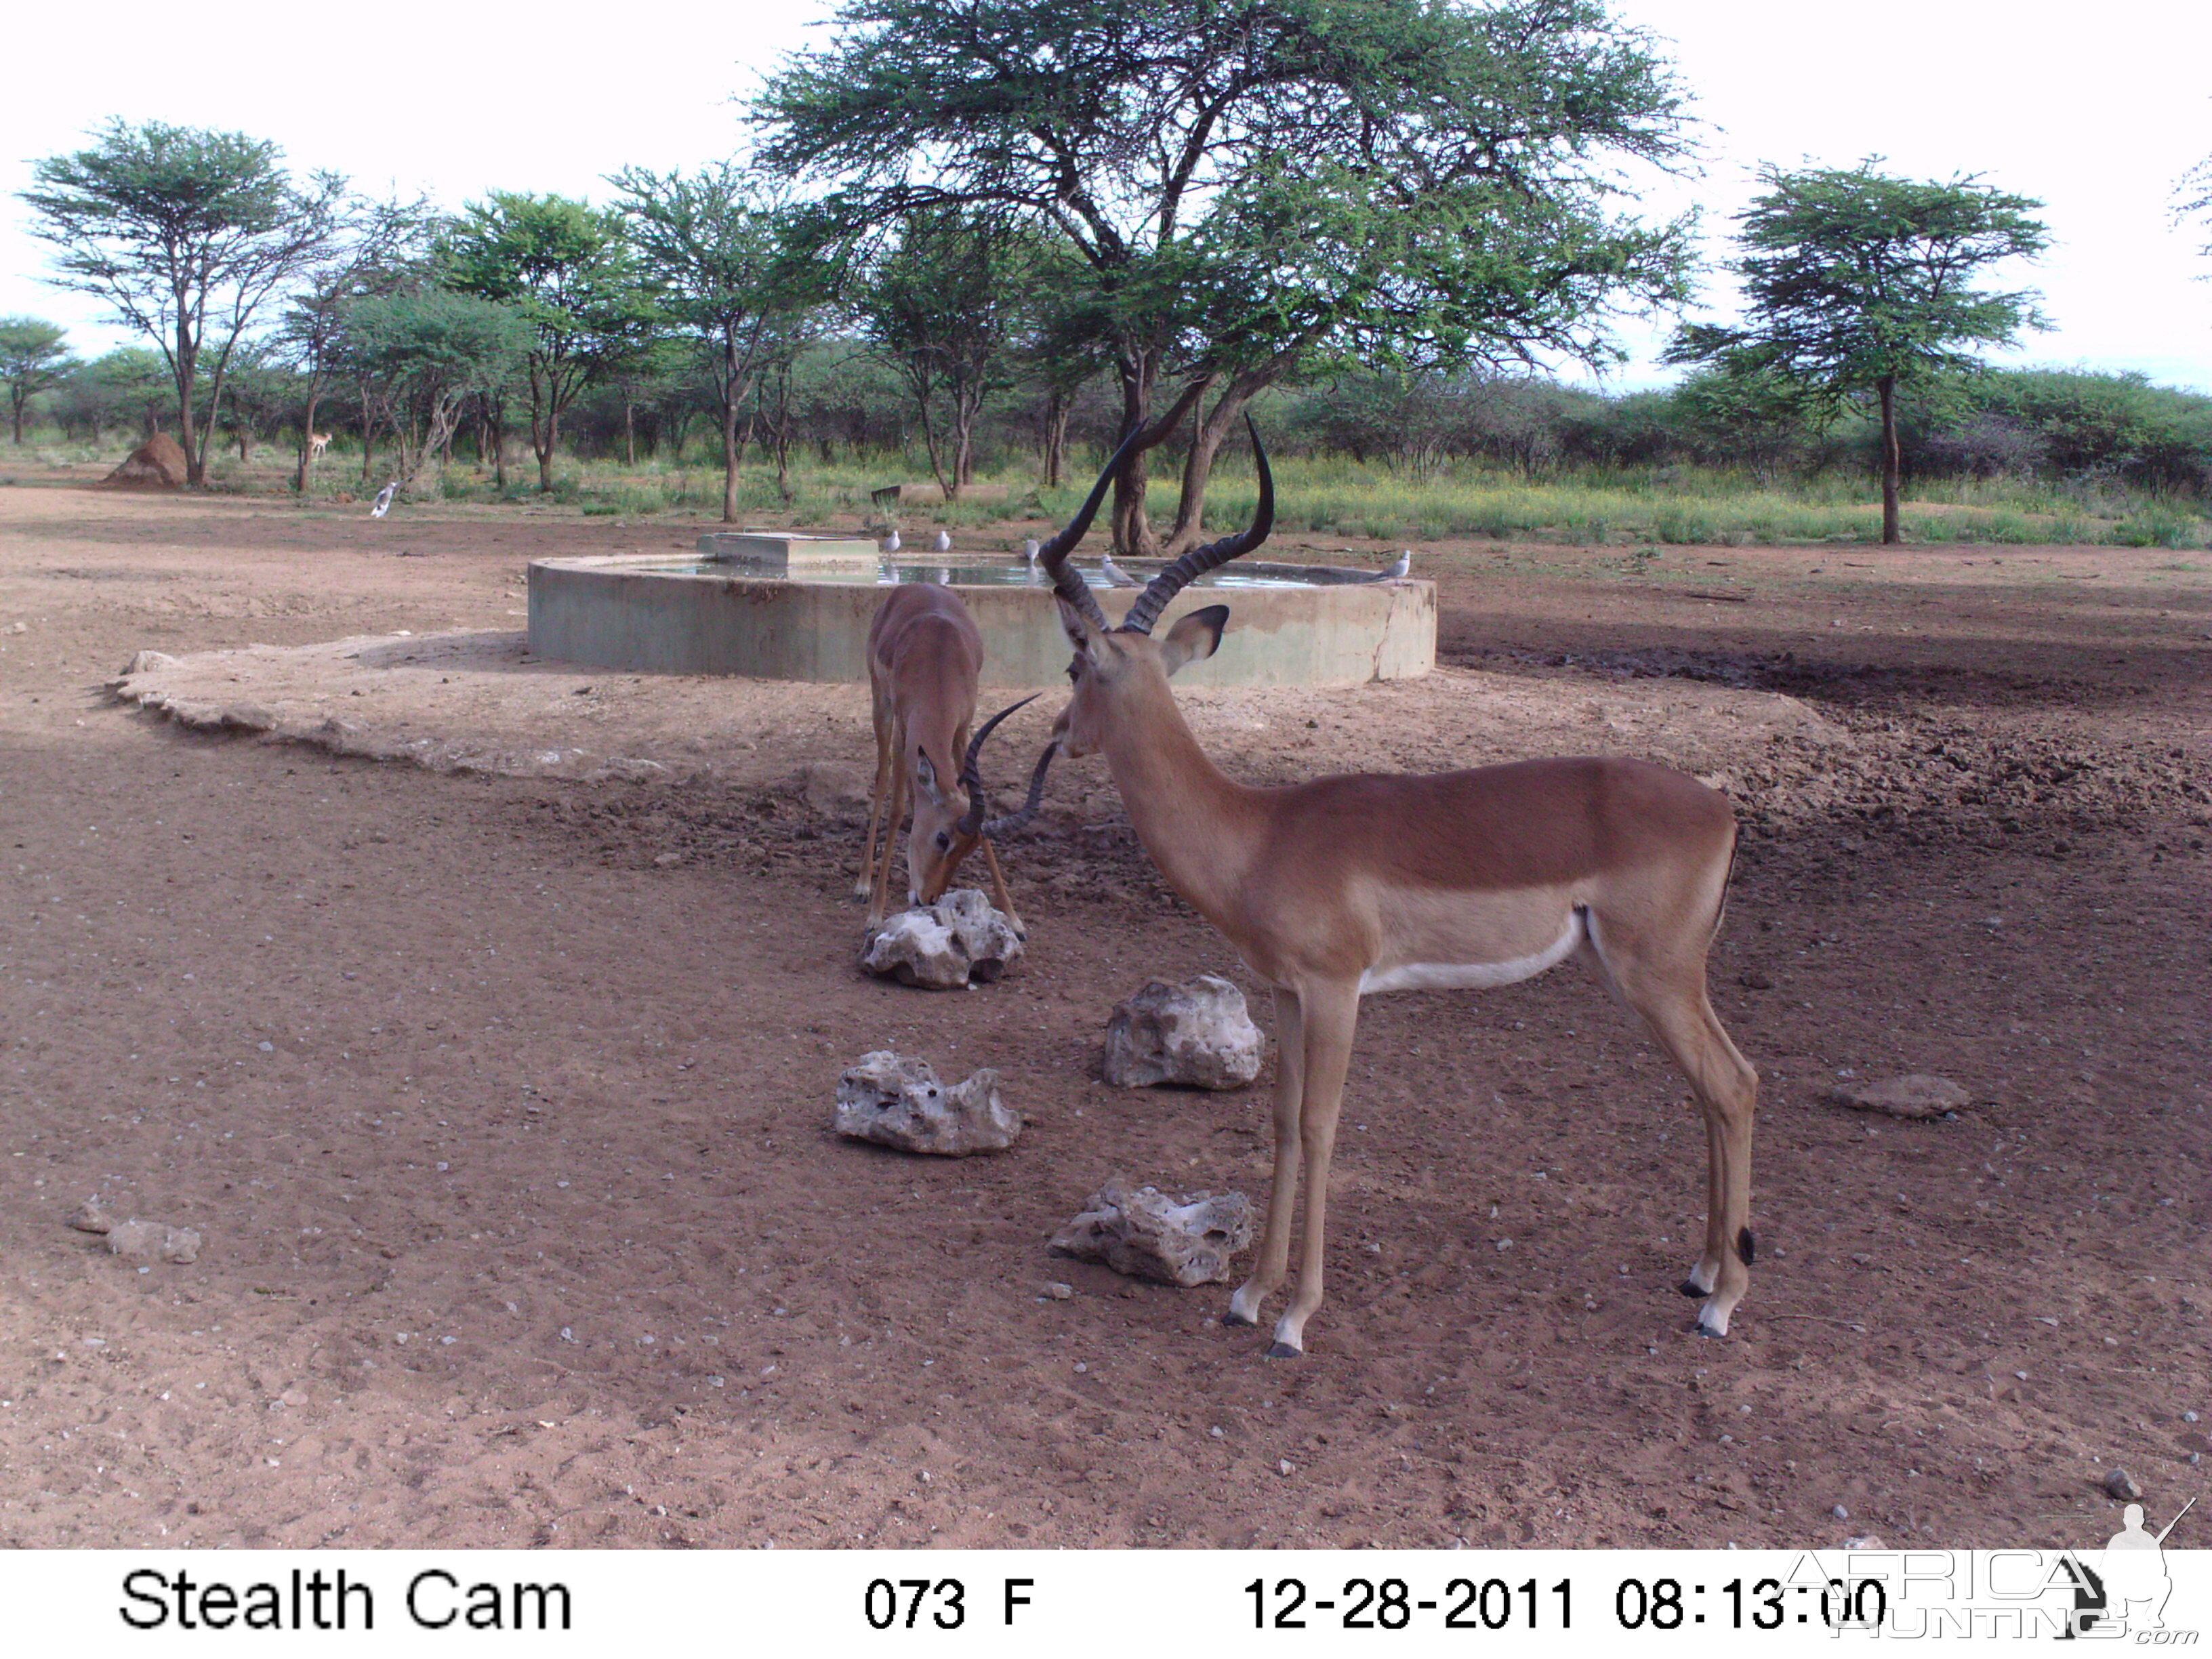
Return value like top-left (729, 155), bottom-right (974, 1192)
top-left (527, 532), bottom-right (1435, 689)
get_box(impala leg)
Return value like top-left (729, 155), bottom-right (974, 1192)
top-left (1265, 981), bottom-right (1360, 1359)
top-left (857, 703), bottom-right (895, 902)
top-left (1636, 983), bottom-right (1759, 1338)
top-left (1227, 987), bottom-right (1304, 1333)
top-left (979, 839), bottom-right (1023, 938)
top-left (868, 754), bottom-right (909, 928)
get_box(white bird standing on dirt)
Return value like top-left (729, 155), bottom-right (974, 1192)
top-left (370, 483), bottom-right (396, 519)
top-left (931, 529), bottom-right (953, 553)
top-left (1100, 552), bottom-right (1139, 587)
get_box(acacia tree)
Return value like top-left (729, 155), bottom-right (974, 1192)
top-left (756, 0), bottom-right (1694, 553)
top-left (279, 194), bottom-right (434, 491)
top-left (441, 192), bottom-right (651, 491)
top-left (19, 121), bottom-right (345, 485)
top-left (855, 209), bottom-right (1036, 499)
top-left (0, 317), bottom-right (81, 443)
top-left (608, 163), bottom-right (814, 520)
top-left (1666, 161), bottom-right (2048, 544)
top-left (340, 291), bottom-right (532, 493)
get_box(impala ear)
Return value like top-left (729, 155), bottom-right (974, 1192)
top-left (1054, 592), bottom-right (1104, 654)
top-left (913, 752), bottom-right (943, 806)
top-left (1160, 605), bottom-right (1229, 676)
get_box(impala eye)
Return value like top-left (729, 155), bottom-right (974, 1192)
top-left (933, 831), bottom-right (951, 851)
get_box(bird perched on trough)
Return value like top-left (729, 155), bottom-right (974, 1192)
top-left (1021, 537), bottom-right (1040, 567)
top-left (1374, 548), bottom-right (1411, 580)
top-left (931, 529), bottom-right (953, 553)
top-left (1100, 552), bottom-right (1139, 587)
top-left (882, 528), bottom-right (901, 555)
top-left (370, 483), bottom-right (396, 519)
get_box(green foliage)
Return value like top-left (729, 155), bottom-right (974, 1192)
top-left (18, 119), bottom-right (347, 482)
top-left (440, 192), bottom-right (657, 489)
top-left (1666, 159), bottom-right (2049, 541)
top-left (756, 0), bottom-right (1698, 546)
top-left (1667, 161), bottom-right (2050, 398)
top-left (0, 316), bottom-right (82, 442)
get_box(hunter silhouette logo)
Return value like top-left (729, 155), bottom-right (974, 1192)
top-left (2060, 1495), bottom-right (2195, 1639)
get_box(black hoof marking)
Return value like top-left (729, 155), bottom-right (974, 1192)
top-left (1737, 1226), bottom-right (1757, 1265)
top-left (1222, 1310), bottom-right (1257, 1329)
top-left (1265, 1341), bottom-right (1303, 1359)
top-left (1677, 1278), bottom-right (1708, 1299)
top-left (1694, 1320), bottom-right (1727, 1339)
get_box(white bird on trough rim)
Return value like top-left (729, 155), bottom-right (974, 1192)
top-left (370, 482), bottom-right (396, 519)
top-left (882, 528), bottom-right (901, 555)
top-left (1375, 548), bottom-right (1411, 580)
top-left (1021, 537), bottom-right (1040, 567)
top-left (1100, 552), bottom-right (1140, 588)
top-left (931, 529), bottom-right (953, 553)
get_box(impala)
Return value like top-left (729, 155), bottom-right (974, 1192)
top-left (1031, 425), bottom-right (1759, 1357)
top-left (857, 582), bottom-right (1028, 930)
top-left (306, 431), bottom-right (332, 463)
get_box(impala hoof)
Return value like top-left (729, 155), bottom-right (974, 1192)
top-left (1677, 1278), bottom-right (1706, 1298)
top-left (1694, 1319), bottom-right (1728, 1339)
top-left (1222, 1309), bottom-right (1258, 1329)
top-left (1265, 1341), bottom-right (1303, 1359)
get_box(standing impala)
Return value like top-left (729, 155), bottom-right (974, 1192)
top-left (1033, 426), bottom-right (1759, 1357)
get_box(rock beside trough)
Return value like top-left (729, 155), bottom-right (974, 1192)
top-left (1103, 975), bottom-right (1263, 1089)
top-left (834, 1050), bottom-right (1021, 1155)
top-left (1050, 1177), bottom-right (1254, 1286)
top-left (859, 888), bottom-right (1025, 989)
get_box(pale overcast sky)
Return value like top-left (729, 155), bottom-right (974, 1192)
top-left (3, 1), bottom-right (2208, 391)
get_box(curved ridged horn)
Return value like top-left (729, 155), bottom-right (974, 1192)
top-left (980, 739), bottom-right (1061, 839)
top-left (1038, 427), bottom-right (1147, 632)
top-left (955, 693), bottom-right (1041, 837)
top-left (1121, 417), bottom-right (1275, 636)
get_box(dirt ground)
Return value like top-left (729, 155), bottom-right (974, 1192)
top-left (1, 475), bottom-right (2206, 1552)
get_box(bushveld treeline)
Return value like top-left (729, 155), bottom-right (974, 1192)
top-left (7, 0), bottom-right (2211, 548)
top-left (16, 344), bottom-right (2212, 506)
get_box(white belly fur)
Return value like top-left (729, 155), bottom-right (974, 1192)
top-left (1357, 912), bottom-right (1584, 996)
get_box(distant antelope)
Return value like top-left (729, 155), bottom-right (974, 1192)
top-left (307, 432), bottom-right (332, 464)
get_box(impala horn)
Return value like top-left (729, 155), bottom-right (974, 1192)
top-left (956, 693), bottom-right (1048, 839)
top-left (1120, 416), bottom-right (1274, 635)
top-left (1036, 427), bottom-right (1147, 633)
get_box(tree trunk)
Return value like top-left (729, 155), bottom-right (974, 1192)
top-left (1878, 374), bottom-right (1902, 545)
top-left (295, 382), bottom-right (324, 493)
top-left (529, 363), bottom-right (556, 493)
top-left (623, 397), bottom-right (636, 468)
top-left (720, 394), bottom-right (740, 525)
top-left (9, 392), bottom-right (24, 445)
top-left (1109, 348), bottom-right (1158, 554)
top-left (1109, 360), bottom-right (1212, 556)
top-left (175, 310), bottom-right (204, 488)
top-left (1042, 386), bottom-right (1069, 489)
top-left (1162, 367), bottom-right (1282, 555)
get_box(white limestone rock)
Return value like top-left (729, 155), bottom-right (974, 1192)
top-left (1103, 975), bottom-right (1263, 1089)
top-left (860, 888), bottom-right (1025, 989)
top-left (834, 1050), bottom-right (1021, 1155)
top-left (1050, 1177), bottom-right (1254, 1287)
top-left (104, 1218), bottom-right (202, 1263)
